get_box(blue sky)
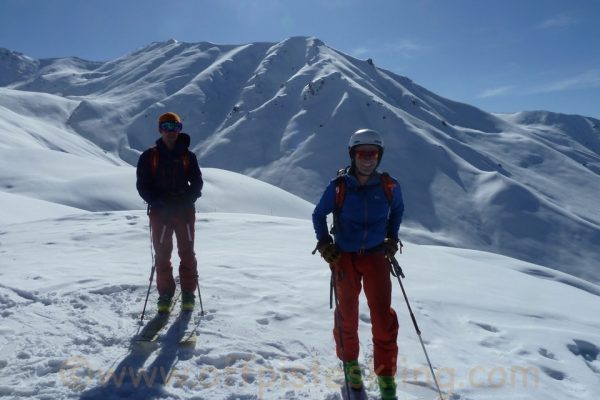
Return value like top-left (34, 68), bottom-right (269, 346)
top-left (1, 0), bottom-right (599, 119)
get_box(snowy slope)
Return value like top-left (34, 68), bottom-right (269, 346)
top-left (0, 146), bottom-right (313, 220)
top-left (0, 80), bottom-right (598, 399)
top-left (1, 37), bottom-right (599, 284)
top-left (0, 211), bottom-right (599, 400)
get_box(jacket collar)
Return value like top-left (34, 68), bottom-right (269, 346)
top-left (345, 170), bottom-right (381, 189)
top-left (154, 132), bottom-right (191, 154)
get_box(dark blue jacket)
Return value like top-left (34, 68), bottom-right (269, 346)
top-left (312, 171), bottom-right (404, 252)
top-left (136, 133), bottom-right (203, 211)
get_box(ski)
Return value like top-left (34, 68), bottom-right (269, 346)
top-left (176, 309), bottom-right (202, 347)
top-left (132, 288), bottom-right (182, 347)
top-left (340, 385), bottom-right (369, 400)
top-left (134, 307), bottom-right (201, 349)
top-left (135, 313), bottom-right (170, 342)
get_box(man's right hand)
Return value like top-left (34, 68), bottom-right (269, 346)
top-left (317, 238), bottom-right (341, 264)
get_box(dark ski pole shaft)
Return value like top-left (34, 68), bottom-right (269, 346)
top-left (140, 223), bottom-right (167, 323)
top-left (139, 219), bottom-right (158, 324)
top-left (196, 276), bottom-right (205, 316)
top-left (389, 256), bottom-right (445, 400)
top-left (331, 269), bottom-right (352, 400)
top-left (139, 265), bottom-right (155, 324)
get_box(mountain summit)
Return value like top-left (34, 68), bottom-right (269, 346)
top-left (1, 37), bottom-right (599, 282)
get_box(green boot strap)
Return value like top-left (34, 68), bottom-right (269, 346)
top-left (344, 360), bottom-right (363, 390)
top-left (377, 375), bottom-right (397, 400)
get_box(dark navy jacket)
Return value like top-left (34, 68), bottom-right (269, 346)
top-left (312, 171), bottom-right (404, 252)
top-left (136, 133), bottom-right (203, 211)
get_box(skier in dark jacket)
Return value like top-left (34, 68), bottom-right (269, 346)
top-left (136, 112), bottom-right (203, 313)
top-left (312, 129), bottom-right (404, 400)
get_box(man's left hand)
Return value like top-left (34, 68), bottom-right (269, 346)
top-left (383, 237), bottom-right (402, 257)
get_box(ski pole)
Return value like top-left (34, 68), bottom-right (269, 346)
top-left (196, 277), bottom-right (205, 317)
top-left (139, 220), bottom-right (159, 324)
top-left (389, 255), bottom-right (445, 400)
top-left (139, 266), bottom-right (155, 324)
top-left (331, 268), bottom-right (352, 400)
top-left (189, 216), bottom-right (205, 317)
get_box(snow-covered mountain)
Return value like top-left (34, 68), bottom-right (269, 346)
top-left (1, 39), bottom-right (600, 399)
top-left (1, 38), bottom-right (599, 284)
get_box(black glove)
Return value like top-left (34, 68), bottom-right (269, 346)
top-left (316, 236), bottom-right (341, 264)
top-left (383, 237), bottom-right (402, 257)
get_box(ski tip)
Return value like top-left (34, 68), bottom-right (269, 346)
top-left (339, 385), bottom-right (369, 400)
top-left (178, 334), bottom-right (197, 347)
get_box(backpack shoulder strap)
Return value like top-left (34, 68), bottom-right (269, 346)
top-left (150, 147), bottom-right (191, 176)
top-left (380, 172), bottom-right (396, 205)
top-left (330, 167), bottom-right (350, 235)
top-left (150, 147), bottom-right (159, 177)
top-left (334, 167), bottom-right (350, 211)
top-left (181, 151), bottom-right (190, 174)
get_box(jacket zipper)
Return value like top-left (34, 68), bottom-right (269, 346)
top-left (360, 188), bottom-right (368, 252)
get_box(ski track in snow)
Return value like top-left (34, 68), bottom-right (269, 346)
top-left (0, 211), bottom-right (599, 399)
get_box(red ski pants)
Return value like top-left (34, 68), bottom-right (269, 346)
top-left (149, 208), bottom-right (198, 296)
top-left (332, 252), bottom-right (399, 376)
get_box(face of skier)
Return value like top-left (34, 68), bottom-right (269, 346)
top-left (353, 144), bottom-right (380, 177)
top-left (159, 121), bottom-right (182, 149)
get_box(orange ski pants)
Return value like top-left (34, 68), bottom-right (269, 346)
top-left (332, 252), bottom-right (399, 376)
top-left (149, 208), bottom-right (198, 296)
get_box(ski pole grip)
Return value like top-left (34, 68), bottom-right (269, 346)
top-left (391, 256), bottom-right (405, 278)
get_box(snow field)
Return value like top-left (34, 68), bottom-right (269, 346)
top-left (1, 211), bottom-right (599, 399)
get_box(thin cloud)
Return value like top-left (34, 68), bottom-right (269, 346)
top-left (537, 14), bottom-right (578, 29)
top-left (478, 85), bottom-right (514, 98)
top-left (351, 38), bottom-right (426, 60)
top-left (384, 39), bottom-right (426, 53)
top-left (532, 70), bottom-right (600, 93)
top-left (351, 47), bottom-right (370, 57)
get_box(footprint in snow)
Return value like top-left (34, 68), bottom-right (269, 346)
top-left (539, 347), bottom-right (556, 360)
top-left (469, 321), bottom-right (500, 333)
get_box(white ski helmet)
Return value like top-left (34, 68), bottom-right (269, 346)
top-left (348, 129), bottom-right (384, 166)
top-left (348, 128), bottom-right (384, 150)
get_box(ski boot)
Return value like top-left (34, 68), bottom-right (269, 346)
top-left (181, 292), bottom-right (195, 311)
top-left (377, 375), bottom-right (397, 400)
top-left (344, 360), bottom-right (363, 390)
top-left (157, 295), bottom-right (173, 314)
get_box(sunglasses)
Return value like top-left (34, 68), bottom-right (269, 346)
top-left (159, 121), bottom-right (182, 132)
top-left (355, 149), bottom-right (379, 160)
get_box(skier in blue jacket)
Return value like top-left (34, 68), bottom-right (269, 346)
top-left (312, 129), bottom-right (404, 400)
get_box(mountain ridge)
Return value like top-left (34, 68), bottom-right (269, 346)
top-left (1, 37), bottom-right (599, 283)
